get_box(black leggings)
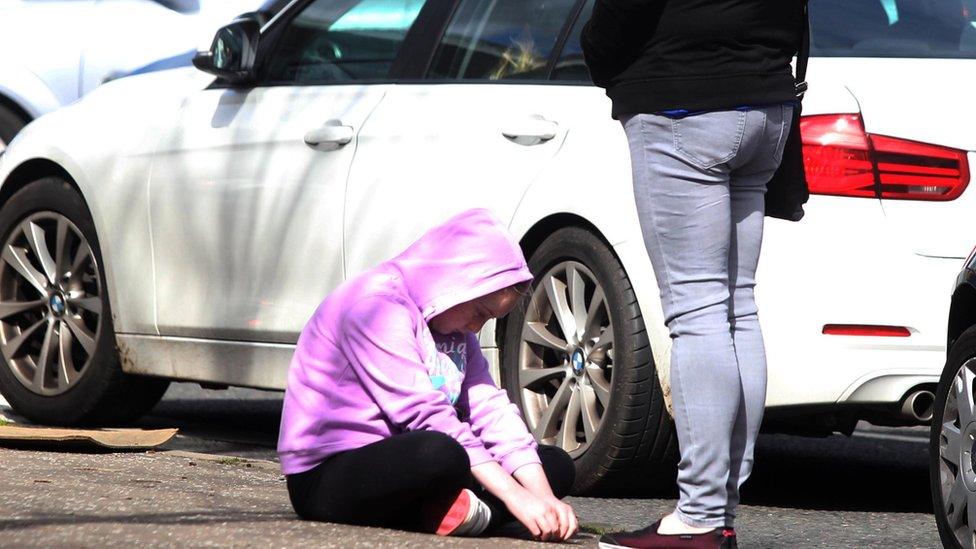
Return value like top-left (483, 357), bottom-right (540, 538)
top-left (286, 431), bottom-right (575, 531)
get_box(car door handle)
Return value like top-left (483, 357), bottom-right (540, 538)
top-left (501, 115), bottom-right (559, 145)
top-left (304, 120), bottom-right (354, 150)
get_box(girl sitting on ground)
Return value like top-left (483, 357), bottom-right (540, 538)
top-left (277, 208), bottom-right (578, 541)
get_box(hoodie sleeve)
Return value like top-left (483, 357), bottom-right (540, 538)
top-left (340, 295), bottom-right (494, 468)
top-left (460, 333), bottom-right (540, 475)
top-left (581, 0), bottom-right (655, 88)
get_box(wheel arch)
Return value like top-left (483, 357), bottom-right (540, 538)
top-left (498, 213), bottom-right (618, 348)
top-left (516, 212), bottom-right (614, 263)
top-left (505, 209), bottom-right (668, 348)
top-left (949, 281), bottom-right (976, 351)
top-left (0, 158), bottom-right (79, 210)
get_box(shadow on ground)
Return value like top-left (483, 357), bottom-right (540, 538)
top-left (148, 397), bottom-right (283, 437)
top-left (0, 510), bottom-right (296, 530)
top-left (140, 384), bottom-right (934, 515)
top-left (745, 432), bottom-right (931, 514)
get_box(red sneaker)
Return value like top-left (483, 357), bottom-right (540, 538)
top-left (420, 488), bottom-right (492, 537)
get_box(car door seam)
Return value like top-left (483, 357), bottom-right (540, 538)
top-left (340, 86), bottom-right (391, 282)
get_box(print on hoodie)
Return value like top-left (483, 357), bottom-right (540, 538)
top-left (277, 208), bottom-right (538, 476)
top-left (427, 335), bottom-right (467, 406)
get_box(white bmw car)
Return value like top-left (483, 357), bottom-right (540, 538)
top-left (0, 0), bottom-right (972, 492)
top-left (0, 0), bottom-right (272, 153)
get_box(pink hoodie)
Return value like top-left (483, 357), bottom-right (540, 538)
top-left (277, 209), bottom-right (538, 476)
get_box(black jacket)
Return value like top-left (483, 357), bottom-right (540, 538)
top-left (581, 0), bottom-right (804, 119)
top-left (582, 0), bottom-right (810, 221)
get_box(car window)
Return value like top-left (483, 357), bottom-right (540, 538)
top-left (263, 0), bottom-right (428, 83)
top-left (810, 0), bottom-right (976, 58)
top-left (550, 0), bottom-right (592, 83)
top-left (428, 0), bottom-right (579, 80)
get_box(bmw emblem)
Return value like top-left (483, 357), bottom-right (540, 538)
top-left (571, 349), bottom-right (585, 376)
top-left (49, 294), bottom-right (66, 317)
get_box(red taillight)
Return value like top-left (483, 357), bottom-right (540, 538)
top-left (800, 115), bottom-right (875, 198)
top-left (822, 324), bottom-right (912, 337)
top-left (871, 135), bottom-right (969, 200)
top-left (800, 114), bottom-right (970, 201)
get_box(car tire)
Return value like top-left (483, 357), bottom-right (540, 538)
top-left (931, 324), bottom-right (976, 549)
top-left (0, 176), bottom-right (168, 425)
top-left (0, 103), bottom-right (29, 153)
top-left (502, 226), bottom-right (677, 495)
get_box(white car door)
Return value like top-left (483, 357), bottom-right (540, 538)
top-left (343, 0), bottom-right (582, 275)
top-left (148, 0), bottom-right (429, 342)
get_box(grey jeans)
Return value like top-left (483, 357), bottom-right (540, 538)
top-left (622, 106), bottom-right (792, 528)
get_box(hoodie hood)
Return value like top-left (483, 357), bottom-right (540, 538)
top-left (387, 209), bottom-right (533, 321)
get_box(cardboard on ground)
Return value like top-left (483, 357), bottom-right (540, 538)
top-left (0, 425), bottom-right (177, 449)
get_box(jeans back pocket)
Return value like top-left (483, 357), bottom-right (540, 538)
top-left (771, 104), bottom-right (794, 165)
top-left (671, 110), bottom-right (747, 170)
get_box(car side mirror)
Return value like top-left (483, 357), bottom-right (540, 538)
top-left (192, 18), bottom-right (260, 84)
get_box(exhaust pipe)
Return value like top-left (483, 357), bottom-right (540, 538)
top-left (900, 389), bottom-right (935, 423)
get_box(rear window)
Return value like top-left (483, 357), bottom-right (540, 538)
top-left (810, 0), bottom-right (976, 58)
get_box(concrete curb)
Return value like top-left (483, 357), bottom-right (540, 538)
top-left (160, 449), bottom-right (281, 472)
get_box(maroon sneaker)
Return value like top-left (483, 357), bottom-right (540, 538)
top-left (597, 520), bottom-right (737, 549)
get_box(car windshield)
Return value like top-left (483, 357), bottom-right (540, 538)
top-left (811, 0), bottom-right (976, 58)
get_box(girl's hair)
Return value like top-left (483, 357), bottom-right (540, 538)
top-left (511, 280), bottom-right (533, 298)
top-left (507, 280), bottom-right (534, 316)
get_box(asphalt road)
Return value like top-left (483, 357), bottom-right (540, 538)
top-left (130, 382), bottom-right (940, 548)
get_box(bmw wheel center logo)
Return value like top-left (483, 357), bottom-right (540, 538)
top-left (571, 349), bottom-right (585, 376)
top-left (49, 294), bottom-right (66, 316)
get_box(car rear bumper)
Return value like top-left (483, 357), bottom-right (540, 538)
top-left (760, 196), bottom-right (964, 409)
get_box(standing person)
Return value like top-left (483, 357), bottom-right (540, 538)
top-left (581, 1), bottom-right (807, 548)
top-left (277, 208), bottom-right (578, 542)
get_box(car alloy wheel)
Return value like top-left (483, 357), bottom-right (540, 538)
top-left (937, 355), bottom-right (976, 548)
top-left (0, 177), bottom-right (168, 425)
top-left (0, 212), bottom-right (102, 396)
top-left (503, 227), bottom-right (676, 494)
top-left (517, 260), bottom-right (613, 458)
top-left (934, 325), bottom-right (976, 549)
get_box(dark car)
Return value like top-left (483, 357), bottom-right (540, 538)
top-left (931, 245), bottom-right (976, 548)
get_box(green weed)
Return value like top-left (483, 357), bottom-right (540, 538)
top-left (579, 523), bottom-right (615, 536)
top-left (215, 457), bottom-right (249, 466)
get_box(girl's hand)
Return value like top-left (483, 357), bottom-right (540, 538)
top-left (542, 495), bottom-right (578, 541)
top-left (501, 487), bottom-right (564, 541)
top-left (512, 463), bottom-right (578, 540)
top-left (469, 461), bottom-right (577, 541)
